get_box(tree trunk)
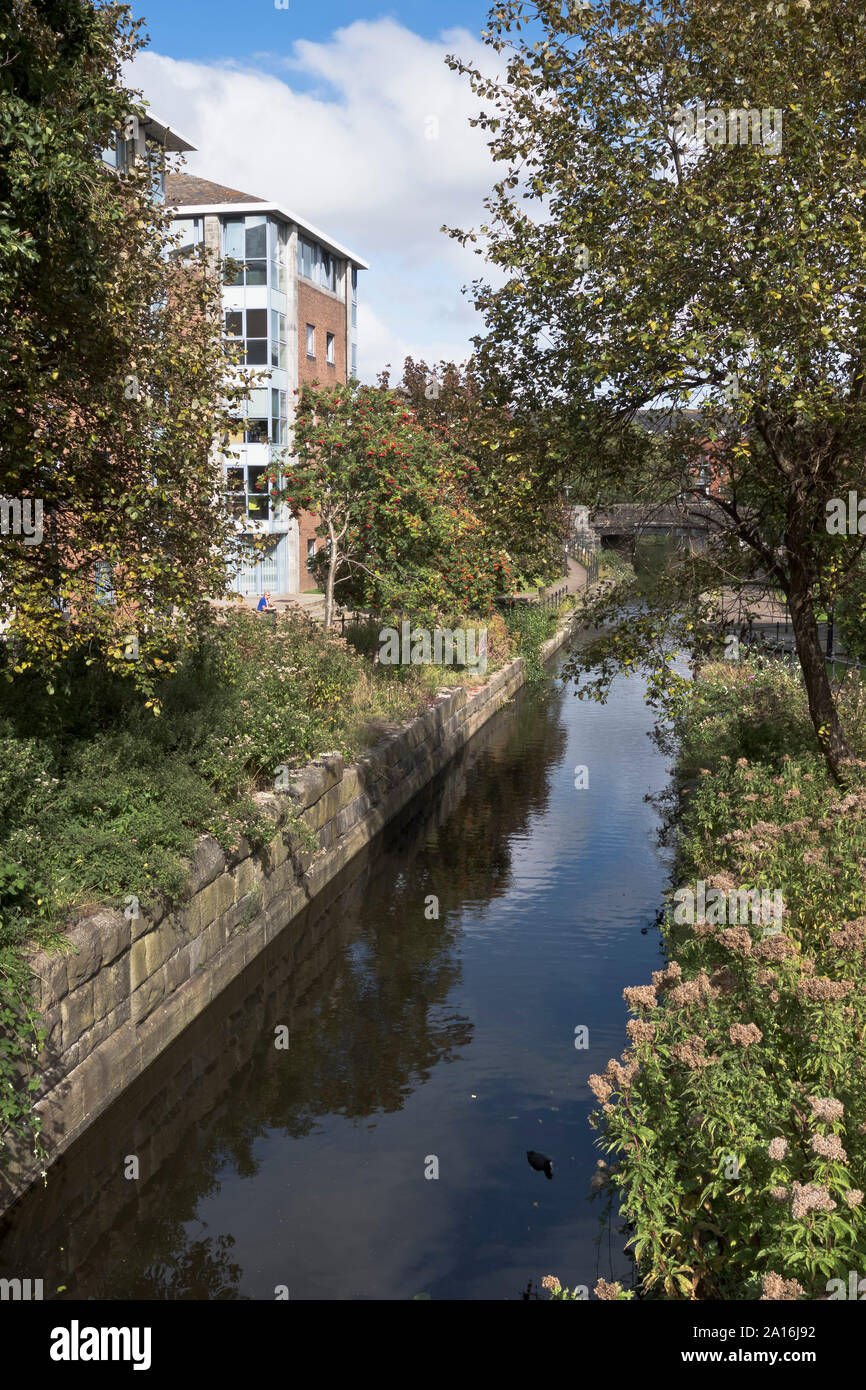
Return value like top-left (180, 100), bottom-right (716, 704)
top-left (788, 571), bottom-right (851, 782)
top-left (324, 539), bottom-right (337, 631)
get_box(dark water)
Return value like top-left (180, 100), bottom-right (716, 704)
top-left (0, 644), bottom-right (672, 1300)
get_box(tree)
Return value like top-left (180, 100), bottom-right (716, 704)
top-left (0, 0), bottom-right (249, 708)
top-left (269, 380), bottom-right (512, 627)
top-left (446, 0), bottom-right (866, 779)
top-left (394, 356), bottom-right (568, 583)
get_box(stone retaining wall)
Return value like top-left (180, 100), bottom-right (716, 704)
top-left (0, 614), bottom-right (580, 1213)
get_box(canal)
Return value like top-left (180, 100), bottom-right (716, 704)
top-left (0, 641), bottom-right (673, 1300)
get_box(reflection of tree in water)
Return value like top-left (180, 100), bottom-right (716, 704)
top-left (5, 666), bottom-right (571, 1299)
top-left (94, 1227), bottom-right (246, 1301)
top-left (411, 674), bottom-right (569, 914)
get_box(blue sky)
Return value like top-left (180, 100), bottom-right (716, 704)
top-left (128, 2), bottom-right (508, 380)
top-left (135, 2), bottom-right (492, 64)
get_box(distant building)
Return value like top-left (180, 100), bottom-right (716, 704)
top-left (166, 173), bottom-right (368, 596)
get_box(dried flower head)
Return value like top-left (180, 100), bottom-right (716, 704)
top-left (810, 1133), bottom-right (847, 1163)
top-left (622, 984), bottom-right (658, 1012)
top-left (671, 1036), bottom-right (715, 1070)
top-left (798, 977), bottom-right (853, 1003)
top-left (626, 1018), bottom-right (655, 1046)
top-left (807, 1096), bottom-right (844, 1124)
top-left (651, 961), bottom-right (683, 990)
top-left (588, 1073), bottom-right (612, 1103)
top-left (829, 919), bottom-right (866, 953)
top-left (729, 1022), bottom-right (763, 1047)
top-left (768, 1137), bottom-right (788, 1161)
top-left (667, 970), bottom-right (714, 1008)
top-left (791, 1181), bottom-right (836, 1221)
top-left (719, 927), bottom-right (753, 956)
top-left (753, 935), bottom-right (795, 961)
top-left (760, 1272), bottom-right (804, 1301)
top-left (594, 1278), bottom-right (623, 1301)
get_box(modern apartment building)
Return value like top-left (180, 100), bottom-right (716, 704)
top-left (165, 173), bottom-right (368, 596)
top-left (101, 111), bottom-right (195, 198)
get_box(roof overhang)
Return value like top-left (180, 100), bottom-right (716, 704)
top-left (142, 113), bottom-right (196, 154)
top-left (167, 199), bottom-right (369, 269)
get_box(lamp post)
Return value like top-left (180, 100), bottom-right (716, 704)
top-left (563, 484), bottom-right (572, 578)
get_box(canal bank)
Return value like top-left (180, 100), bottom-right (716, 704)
top-left (0, 630), bottom-right (672, 1298)
top-left (1, 610), bottom-right (586, 1216)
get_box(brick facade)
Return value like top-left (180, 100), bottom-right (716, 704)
top-left (296, 280), bottom-right (350, 591)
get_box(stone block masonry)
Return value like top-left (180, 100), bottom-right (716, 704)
top-left (0, 613), bottom-right (581, 1213)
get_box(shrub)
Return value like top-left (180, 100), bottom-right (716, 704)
top-left (592, 657), bottom-right (866, 1299)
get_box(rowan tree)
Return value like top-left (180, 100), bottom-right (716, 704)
top-left (269, 380), bottom-right (513, 627)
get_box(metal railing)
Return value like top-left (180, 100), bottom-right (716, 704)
top-left (573, 544), bottom-right (600, 587)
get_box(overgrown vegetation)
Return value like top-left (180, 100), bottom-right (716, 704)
top-left (503, 597), bottom-right (576, 681)
top-left (0, 609), bottom-right (516, 942)
top-left (0, 601), bottom-right (575, 1152)
top-left (592, 658), bottom-right (866, 1299)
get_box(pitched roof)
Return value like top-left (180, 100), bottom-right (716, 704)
top-left (165, 171), bottom-right (369, 270)
top-left (165, 172), bottom-right (265, 206)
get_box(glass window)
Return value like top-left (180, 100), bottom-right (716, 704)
top-left (326, 332), bottom-right (335, 366)
top-left (94, 560), bottom-right (116, 605)
top-left (245, 218), bottom-right (266, 259)
top-left (145, 140), bottom-right (165, 203)
top-left (102, 133), bottom-right (134, 173)
top-left (299, 237), bottom-right (314, 281)
top-left (171, 217), bottom-right (203, 261)
top-left (270, 221), bottom-right (288, 294)
top-left (223, 464), bottom-right (272, 521)
top-left (307, 538), bottom-right (316, 570)
top-left (225, 309), bottom-right (267, 365)
top-left (247, 466), bottom-right (270, 517)
top-left (271, 310), bottom-right (287, 369)
top-left (271, 388), bottom-right (287, 446)
top-left (298, 236), bottom-right (337, 291)
top-left (278, 223), bottom-right (288, 292)
top-left (246, 419), bottom-right (269, 444)
top-left (224, 215), bottom-right (267, 285)
top-left (306, 324), bottom-right (315, 358)
top-left (224, 218), bottom-right (245, 260)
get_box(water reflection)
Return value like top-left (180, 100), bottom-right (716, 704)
top-left (0, 648), bottom-right (670, 1301)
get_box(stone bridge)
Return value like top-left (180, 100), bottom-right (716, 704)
top-left (570, 500), bottom-right (728, 555)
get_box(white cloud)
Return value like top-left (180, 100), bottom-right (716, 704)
top-left (128, 19), bottom-right (505, 381)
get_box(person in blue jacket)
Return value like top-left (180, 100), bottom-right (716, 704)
top-left (257, 590), bottom-right (276, 613)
